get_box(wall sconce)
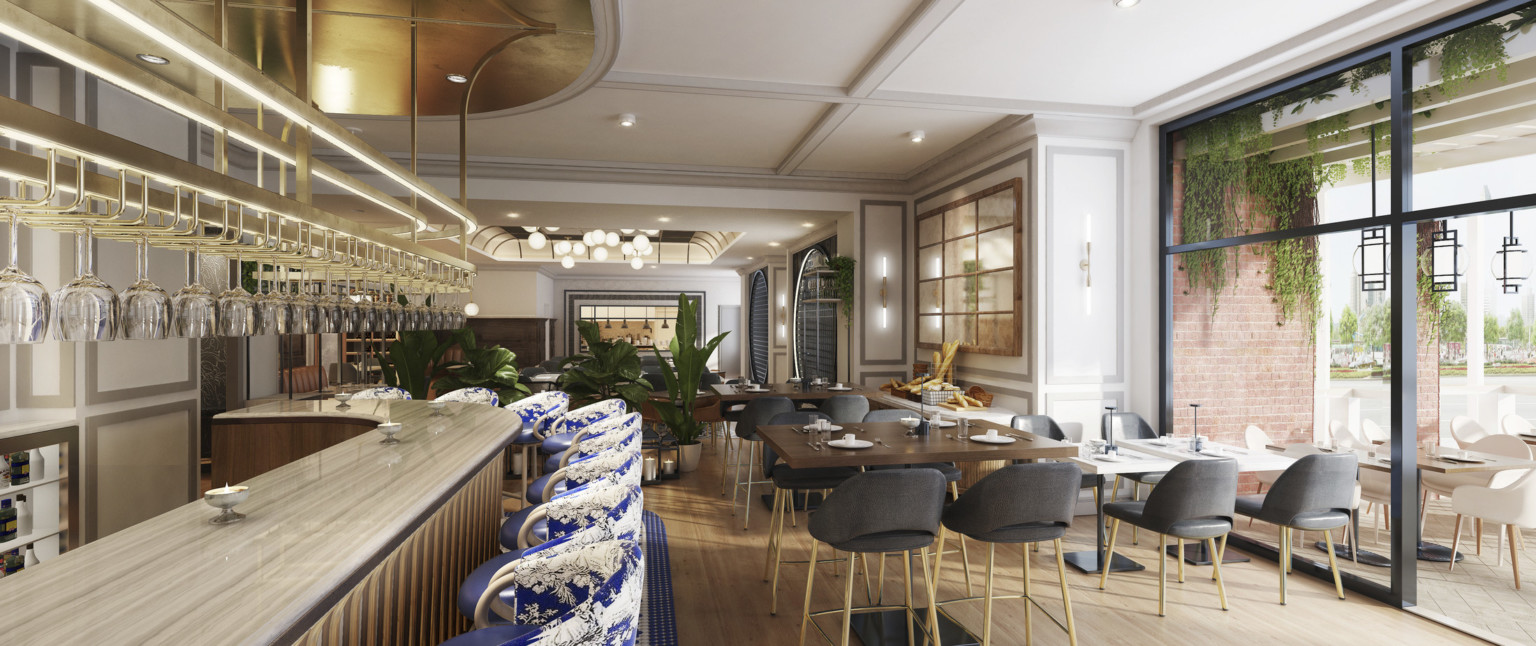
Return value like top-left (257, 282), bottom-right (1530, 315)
top-left (1493, 211), bottom-right (1532, 294)
top-left (1081, 216), bottom-right (1093, 316)
top-left (880, 256), bottom-right (889, 329)
top-left (778, 293), bottom-right (787, 338)
top-left (1429, 228), bottom-right (1462, 293)
top-left (1354, 226), bottom-right (1389, 292)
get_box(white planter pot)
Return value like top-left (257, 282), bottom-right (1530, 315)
top-left (679, 443), bottom-right (703, 472)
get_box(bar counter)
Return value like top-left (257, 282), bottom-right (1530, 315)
top-left (0, 400), bottom-right (521, 645)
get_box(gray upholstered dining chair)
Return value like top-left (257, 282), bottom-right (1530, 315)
top-left (1099, 458), bottom-right (1238, 617)
top-left (1013, 414), bottom-right (1101, 505)
top-left (819, 395), bottom-right (870, 424)
top-left (936, 462), bottom-right (1081, 646)
top-left (727, 396), bottom-right (795, 529)
top-left (640, 372), bottom-right (667, 392)
top-left (799, 469), bottom-right (946, 646)
top-left (1105, 411), bottom-right (1166, 545)
top-left (761, 411), bottom-right (857, 615)
top-left (1233, 452), bottom-right (1357, 605)
top-left (868, 408), bottom-right (973, 594)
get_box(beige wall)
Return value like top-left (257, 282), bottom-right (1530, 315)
top-left (470, 268), bottom-right (554, 318)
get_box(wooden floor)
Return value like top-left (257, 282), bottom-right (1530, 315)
top-left (641, 437), bottom-right (1487, 645)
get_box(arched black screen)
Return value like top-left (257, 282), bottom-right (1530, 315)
top-left (748, 269), bottom-right (769, 383)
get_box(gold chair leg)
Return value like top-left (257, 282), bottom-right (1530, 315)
top-left (1132, 484), bottom-right (1141, 545)
top-left (1324, 530), bottom-right (1344, 600)
top-left (1157, 534), bottom-right (1167, 617)
top-left (800, 541), bottom-right (818, 646)
top-left (919, 546), bottom-right (936, 646)
top-left (1209, 536), bottom-right (1229, 611)
top-left (1449, 514), bottom-right (1464, 573)
top-left (959, 533), bottom-right (974, 597)
top-left (1279, 526), bottom-right (1289, 605)
top-left (983, 543), bottom-right (995, 646)
top-left (765, 489), bottom-right (784, 581)
top-left (876, 553), bottom-right (887, 605)
top-left (1022, 541), bottom-right (1032, 645)
top-left (1099, 519), bottom-right (1121, 590)
top-left (840, 552), bottom-right (857, 646)
top-left (930, 527), bottom-right (948, 641)
top-left (770, 491), bottom-right (790, 615)
top-left (1177, 541), bottom-right (1185, 583)
top-left (1055, 539), bottom-right (1077, 646)
top-left (904, 550), bottom-right (915, 646)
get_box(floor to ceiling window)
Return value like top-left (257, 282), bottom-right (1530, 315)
top-left (1162, 2), bottom-right (1536, 636)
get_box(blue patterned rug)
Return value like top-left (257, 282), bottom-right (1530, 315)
top-left (638, 510), bottom-right (678, 646)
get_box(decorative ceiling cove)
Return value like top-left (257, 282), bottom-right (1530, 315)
top-left (470, 227), bottom-right (739, 264)
top-left (15, 0), bottom-right (601, 116)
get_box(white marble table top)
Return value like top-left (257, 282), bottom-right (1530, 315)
top-left (0, 401), bottom-right (521, 644)
top-left (1068, 438), bottom-right (1295, 475)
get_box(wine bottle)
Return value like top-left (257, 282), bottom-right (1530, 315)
top-left (0, 500), bottom-right (15, 542)
top-left (8, 451), bottom-right (28, 486)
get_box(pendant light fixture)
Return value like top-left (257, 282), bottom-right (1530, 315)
top-left (1353, 123), bottom-right (1388, 292)
top-left (1493, 211), bottom-right (1532, 294)
top-left (1429, 227), bottom-right (1462, 293)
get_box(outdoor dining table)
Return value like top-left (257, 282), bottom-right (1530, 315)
top-left (1067, 438), bottom-right (1297, 574)
top-left (753, 418), bottom-right (1076, 646)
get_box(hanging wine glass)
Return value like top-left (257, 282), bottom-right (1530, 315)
top-left (318, 267), bottom-right (342, 335)
top-left (289, 266), bottom-right (319, 335)
top-left (121, 232), bottom-right (172, 340)
top-left (54, 225), bottom-right (117, 342)
top-left (378, 284), bottom-right (398, 335)
top-left (255, 263), bottom-right (287, 335)
top-left (341, 269), bottom-right (361, 334)
top-left (172, 243), bottom-right (217, 338)
top-left (0, 211), bottom-right (49, 343)
top-left (218, 249), bottom-right (255, 337)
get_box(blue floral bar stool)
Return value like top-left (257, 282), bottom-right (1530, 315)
top-left (434, 386), bottom-right (500, 406)
top-left (504, 391), bottom-right (572, 500)
top-left (442, 539), bottom-right (644, 646)
top-left (350, 385), bottom-right (411, 400)
top-left (540, 399), bottom-right (628, 457)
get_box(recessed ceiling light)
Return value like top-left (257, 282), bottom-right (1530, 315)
top-left (507, 212), bottom-right (520, 218)
top-left (747, 256), bottom-right (754, 260)
top-left (657, 216), bottom-right (671, 222)
top-left (1113, 0), bottom-right (1140, 7)
top-left (446, 73), bottom-right (469, 84)
top-left (619, 113), bottom-right (637, 127)
top-left (651, 265), bottom-right (659, 269)
top-left (768, 242), bottom-right (781, 247)
top-left (908, 130), bottom-right (926, 143)
top-left (521, 226), bottom-right (538, 233)
top-left (136, 53), bottom-right (170, 65)
top-left (802, 222), bottom-right (814, 228)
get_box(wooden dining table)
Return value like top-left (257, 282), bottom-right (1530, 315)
top-left (754, 418), bottom-right (1078, 468)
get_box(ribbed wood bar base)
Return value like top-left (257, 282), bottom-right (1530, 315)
top-left (299, 454), bottom-right (503, 646)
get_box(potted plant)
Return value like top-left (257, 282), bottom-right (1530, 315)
top-left (558, 320), bottom-right (652, 411)
top-left (375, 330), bottom-right (457, 400)
top-left (650, 294), bottom-right (729, 472)
top-left (434, 329), bottom-right (532, 404)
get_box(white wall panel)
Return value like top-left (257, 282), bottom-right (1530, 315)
top-left (1045, 148), bottom-right (1124, 384)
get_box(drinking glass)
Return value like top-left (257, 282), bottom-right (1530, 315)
top-left (319, 281), bottom-right (343, 335)
top-left (217, 251), bottom-right (255, 337)
top-left (0, 213), bottom-right (49, 344)
top-left (361, 292), bottom-right (380, 333)
top-left (254, 264), bottom-right (288, 335)
top-left (172, 244), bottom-right (217, 338)
top-left (386, 293), bottom-right (404, 333)
top-left (121, 233), bottom-right (172, 340)
top-left (54, 226), bottom-right (117, 342)
top-left (289, 274), bottom-right (319, 335)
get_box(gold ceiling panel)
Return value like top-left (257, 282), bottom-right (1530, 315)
top-left (11, 0), bottom-right (595, 117)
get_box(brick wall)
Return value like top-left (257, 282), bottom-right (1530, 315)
top-left (1167, 160), bottom-right (1440, 494)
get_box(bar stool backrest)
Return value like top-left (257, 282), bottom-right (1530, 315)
top-left (505, 390), bottom-right (571, 434)
top-left (1011, 414), bottom-right (1066, 440)
top-left (736, 396), bottom-right (794, 441)
top-left (1139, 459), bottom-right (1239, 534)
top-left (863, 409), bottom-right (915, 423)
top-left (1102, 411), bottom-right (1156, 442)
top-left (550, 398), bottom-right (627, 436)
top-left (546, 481), bottom-right (644, 544)
top-left (351, 385), bottom-right (411, 400)
top-left (1260, 453), bottom-right (1358, 526)
top-left (808, 469), bottom-right (946, 547)
top-left (478, 538), bottom-right (643, 637)
top-left (943, 463), bottom-right (1080, 541)
top-left (434, 386), bottom-right (499, 406)
top-left (819, 395), bottom-right (869, 424)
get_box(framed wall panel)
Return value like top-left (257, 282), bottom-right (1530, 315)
top-left (915, 177), bottom-right (1024, 356)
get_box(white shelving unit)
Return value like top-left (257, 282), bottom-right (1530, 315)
top-left (0, 421), bottom-right (78, 569)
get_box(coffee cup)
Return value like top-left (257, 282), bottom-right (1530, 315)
top-left (818, 418), bottom-right (830, 431)
top-left (986, 428), bottom-right (999, 438)
top-left (843, 433), bottom-right (856, 443)
top-left (835, 382), bottom-right (843, 389)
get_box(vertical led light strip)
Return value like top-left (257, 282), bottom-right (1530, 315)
top-left (778, 293), bottom-right (787, 338)
top-left (83, 0), bottom-right (476, 234)
top-left (880, 255), bottom-right (888, 329)
top-left (1084, 215), bottom-right (1093, 316)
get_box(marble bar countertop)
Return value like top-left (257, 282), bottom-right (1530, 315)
top-left (213, 398), bottom-right (403, 423)
top-left (0, 400), bottom-right (521, 644)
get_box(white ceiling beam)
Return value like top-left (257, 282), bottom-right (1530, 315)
top-left (775, 103), bottom-right (857, 175)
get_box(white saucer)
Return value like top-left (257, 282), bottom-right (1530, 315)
top-left (827, 386), bottom-right (853, 391)
top-left (744, 388), bottom-right (770, 393)
top-left (1093, 454), bottom-right (1129, 462)
top-left (827, 439), bottom-right (873, 449)
top-left (929, 420), bottom-right (957, 428)
top-left (804, 424), bottom-right (844, 432)
top-left (969, 435), bottom-right (1016, 444)
top-left (1149, 438), bottom-right (1176, 446)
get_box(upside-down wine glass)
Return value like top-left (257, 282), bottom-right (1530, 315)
top-left (173, 243), bottom-right (217, 338)
top-left (54, 225), bottom-right (117, 342)
top-left (218, 249), bottom-right (255, 337)
top-left (0, 211), bottom-right (49, 343)
top-left (255, 262), bottom-right (287, 335)
top-left (290, 266), bottom-right (319, 335)
top-left (121, 232), bottom-right (172, 340)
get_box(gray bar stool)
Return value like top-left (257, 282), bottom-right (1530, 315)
top-left (1234, 452), bottom-right (1357, 604)
top-left (762, 412), bottom-right (859, 615)
top-left (819, 395), bottom-right (870, 424)
top-left (863, 408), bottom-right (975, 596)
top-left (936, 462), bottom-right (1082, 646)
top-left (1099, 458), bottom-right (1238, 617)
top-left (728, 396), bottom-right (795, 529)
top-left (800, 469), bottom-right (946, 646)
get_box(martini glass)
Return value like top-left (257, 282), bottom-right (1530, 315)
top-left (53, 225), bottom-right (117, 342)
top-left (0, 212), bottom-right (49, 343)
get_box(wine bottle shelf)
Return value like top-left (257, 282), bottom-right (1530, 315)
top-left (0, 475), bottom-right (62, 500)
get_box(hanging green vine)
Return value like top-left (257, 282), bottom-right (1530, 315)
top-left (1436, 22), bottom-right (1509, 98)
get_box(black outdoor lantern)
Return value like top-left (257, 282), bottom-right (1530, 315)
top-left (1355, 226), bottom-right (1389, 292)
top-left (1492, 211), bottom-right (1532, 294)
top-left (1429, 228), bottom-right (1462, 293)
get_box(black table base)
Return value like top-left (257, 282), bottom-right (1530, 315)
top-left (850, 607), bottom-right (976, 646)
top-left (1165, 541), bottom-right (1250, 566)
top-left (1312, 540), bottom-right (1392, 567)
top-left (1062, 550), bottom-right (1145, 574)
top-left (1416, 541), bottom-right (1464, 563)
